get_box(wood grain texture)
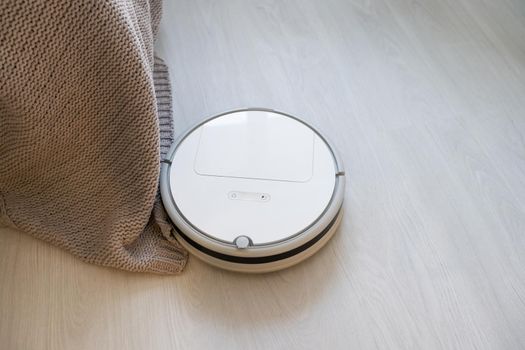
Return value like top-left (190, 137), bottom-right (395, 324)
top-left (2, 0), bottom-right (525, 348)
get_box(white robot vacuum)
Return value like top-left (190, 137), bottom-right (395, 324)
top-left (160, 108), bottom-right (345, 273)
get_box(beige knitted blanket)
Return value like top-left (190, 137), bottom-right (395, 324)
top-left (0, 0), bottom-right (188, 274)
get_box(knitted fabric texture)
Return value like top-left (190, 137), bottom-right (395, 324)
top-left (0, 0), bottom-right (188, 274)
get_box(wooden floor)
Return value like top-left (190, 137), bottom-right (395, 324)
top-left (2, 0), bottom-right (525, 348)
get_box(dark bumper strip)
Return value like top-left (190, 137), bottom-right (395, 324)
top-left (175, 208), bottom-right (341, 264)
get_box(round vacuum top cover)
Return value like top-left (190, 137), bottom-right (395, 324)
top-left (165, 109), bottom-right (339, 246)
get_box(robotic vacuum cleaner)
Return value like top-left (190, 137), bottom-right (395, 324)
top-left (160, 108), bottom-right (345, 273)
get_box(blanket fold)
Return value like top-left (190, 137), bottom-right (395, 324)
top-left (0, 0), bottom-right (188, 274)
